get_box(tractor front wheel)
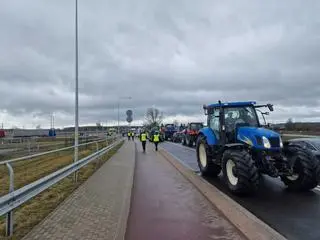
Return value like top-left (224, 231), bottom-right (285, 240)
top-left (196, 136), bottom-right (221, 177)
top-left (281, 147), bottom-right (319, 191)
top-left (222, 149), bottom-right (259, 195)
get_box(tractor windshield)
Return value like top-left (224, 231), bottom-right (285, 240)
top-left (190, 123), bottom-right (203, 130)
top-left (224, 106), bottom-right (259, 128)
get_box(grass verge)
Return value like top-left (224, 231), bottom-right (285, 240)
top-left (0, 140), bottom-right (123, 240)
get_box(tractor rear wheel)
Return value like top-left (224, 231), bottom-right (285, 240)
top-left (196, 136), bottom-right (221, 177)
top-left (222, 149), bottom-right (259, 195)
top-left (281, 146), bottom-right (319, 191)
top-left (182, 136), bottom-right (186, 145)
top-left (185, 136), bottom-right (190, 146)
top-left (188, 136), bottom-right (193, 147)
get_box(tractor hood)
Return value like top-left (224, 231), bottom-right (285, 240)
top-left (237, 126), bottom-right (281, 149)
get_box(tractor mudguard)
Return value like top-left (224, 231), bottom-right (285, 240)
top-left (198, 127), bottom-right (218, 145)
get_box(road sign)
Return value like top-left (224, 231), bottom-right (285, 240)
top-left (126, 110), bottom-right (132, 116)
top-left (126, 109), bottom-right (133, 123)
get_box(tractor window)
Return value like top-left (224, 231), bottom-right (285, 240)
top-left (208, 109), bottom-right (220, 140)
top-left (190, 123), bottom-right (203, 130)
top-left (224, 107), bottom-right (259, 128)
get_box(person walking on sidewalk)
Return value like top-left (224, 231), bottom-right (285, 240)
top-left (140, 130), bottom-right (147, 152)
top-left (153, 131), bottom-right (160, 151)
top-left (132, 132), bottom-right (135, 141)
top-left (127, 131), bottom-right (131, 141)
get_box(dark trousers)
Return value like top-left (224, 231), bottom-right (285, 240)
top-left (142, 141), bottom-right (146, 152)
top-left (128, 136), bottom-right (130, 140)
top-left (154, 142), bottom-right (159, 151)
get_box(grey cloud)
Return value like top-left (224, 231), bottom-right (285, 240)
top-left (0, 0), bottom-right (319, 128)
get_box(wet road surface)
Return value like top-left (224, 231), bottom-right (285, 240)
top-left (125, 142), bottom-right (245, 240)
top-left (161, 141), bottom-right (320, 240)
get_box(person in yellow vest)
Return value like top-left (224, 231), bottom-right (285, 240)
top-left (127, 131), bottom-right (131, 141)
top-left (140, 129), bottom-right (147, 152)
top-left (131, 131), bottom-right (135, 141)
top-left (153, 131), bottom-right (160, 151)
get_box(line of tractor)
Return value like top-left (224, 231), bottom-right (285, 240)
top-left (158, 101), bottom-right (320, 197)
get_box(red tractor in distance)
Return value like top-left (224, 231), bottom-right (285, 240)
top-left (182, 122), bottom-right (204, 147)
top-left (0, 129), bottom-right (5, 138)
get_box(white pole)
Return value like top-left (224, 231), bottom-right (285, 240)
top-left (74, 0), bottom-right (79, 182)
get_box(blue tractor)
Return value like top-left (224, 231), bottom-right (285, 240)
top-left (163, 124), bottom-right (177, 141)
top-left (196, 101), bottom-right (320, 195)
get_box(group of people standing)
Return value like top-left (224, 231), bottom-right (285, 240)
top-left (134, 130), bottom-right (160, 153)
top-left (127, 131), bottom-right (135, 140)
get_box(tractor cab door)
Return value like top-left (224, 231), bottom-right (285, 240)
top-left (208, 108), bottom-right (222, 143)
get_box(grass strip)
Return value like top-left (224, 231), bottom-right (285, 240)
top-left (0, 141), bottom-right (123, 240)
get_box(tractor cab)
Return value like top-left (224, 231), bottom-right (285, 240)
top-left (189, 122), bottom-right (203, 131)
top-left (203, 101), bottom-right (280, 149)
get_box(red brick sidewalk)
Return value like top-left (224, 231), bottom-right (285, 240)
top-left (125, 142), bottom-right (245, 240)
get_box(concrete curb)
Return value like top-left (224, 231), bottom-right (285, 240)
top-left (159, 149), bottom-right (287, 240)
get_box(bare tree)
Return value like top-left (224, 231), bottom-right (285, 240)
top-left (145, 107), bottom-right (164, 129)
top-left (285, 118), bottom-right (294, 131)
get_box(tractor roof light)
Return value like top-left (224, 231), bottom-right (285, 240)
top-left (262, 136), bottom-right (271, 149)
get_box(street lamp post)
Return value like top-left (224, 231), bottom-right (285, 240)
top-left (74, 0), bottom-right (79, 182)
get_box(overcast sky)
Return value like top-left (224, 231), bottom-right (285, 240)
top-left (0, 0), bottom-right (319, 129)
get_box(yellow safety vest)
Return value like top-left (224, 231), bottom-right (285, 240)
top-left (153, 134), bottom-right (160, 142)
top-left (141, 133), bottom-right (147, 141)
top-left (128, 132), bottom-right (130, 136)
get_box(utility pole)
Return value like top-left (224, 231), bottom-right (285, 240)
top-left (74, 0), bottom-right (79, 182)
top-left (117, 101), bottom-right (120, 135)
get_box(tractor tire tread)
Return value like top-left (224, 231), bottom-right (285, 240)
top-left (222, 149), bottom-right (259, 195)
top-left (282, 147), bottom-right (318, 191)
top-left (196, 136), bottom-right (221, 177)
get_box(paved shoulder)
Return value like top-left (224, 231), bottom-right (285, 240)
top-left (126, 142), bottom-right (245, 240)
top-left (23, 141), bottom-right (135, 240)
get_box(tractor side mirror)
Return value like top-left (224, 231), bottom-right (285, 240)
top-left (267, 104), bottom-right (274, 112)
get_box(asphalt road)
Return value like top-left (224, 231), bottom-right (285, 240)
top-left (161, 141), bottom-right (320, 240)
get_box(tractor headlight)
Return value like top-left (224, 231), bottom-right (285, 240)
top-left (262, 136), bottom-right (271, 149)
top-left (279, 137), bottom-right (283, 148)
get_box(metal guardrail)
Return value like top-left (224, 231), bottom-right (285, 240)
top-left (0, 136), bottom-right (106, 158)
top-left (0, 137), bottom-right (115, 165)
top-left (0, 136), bottom-right (123, 237)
